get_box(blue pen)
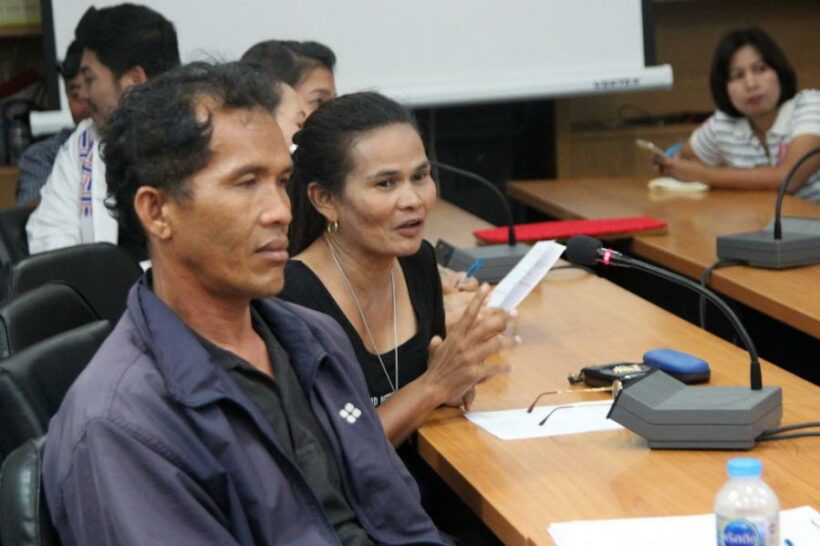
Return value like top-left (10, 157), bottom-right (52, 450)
top-left (465, 258), bottom-right (484, 279)
top-left (665, 142), bottom-right (683, 157)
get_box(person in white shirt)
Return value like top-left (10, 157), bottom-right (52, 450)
top-left (655, 27), bottom-right (820, 202)
top-left (26, 4), bottom-right (180, 258)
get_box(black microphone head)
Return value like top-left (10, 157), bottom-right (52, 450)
top-left (565, 235), bottom-right (603, 266)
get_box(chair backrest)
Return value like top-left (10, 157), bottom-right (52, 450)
top-left (0, 242), bottom-right (142, 324)
top-left (0, 282), bottom-right (100, 360)
top-left (0, 205), bottom-right (34, 269)
top-left (0, 320), bottom-right (111, 459)
top-left (0, 437), bottom-right (61, 546)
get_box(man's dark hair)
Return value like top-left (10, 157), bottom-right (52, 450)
top-left (58, 40), bottom-right (84, 81)
top-left (709, 27), bottom-right (797, 118)
top-left (102, 62), bottom-right (282, 242)
top-left (241, 39), bottom-right (335, 86)
top-left (288, 92), bottom-right (418, 254)
top-left (75, 3), bottom-right (180, 79)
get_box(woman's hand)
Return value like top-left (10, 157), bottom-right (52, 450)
top-left (653, 155), bottom-right (709, 183)
top-left (443, 290), bottom-right (476, 332)
top-left (439, 265), bottom-right (479, 294)
top-left (423, 284), bottom-right (519, 408)
top-left (439, 265), bottom-right (481, 330)
top-left (441, 385), bottom-right (476, 411)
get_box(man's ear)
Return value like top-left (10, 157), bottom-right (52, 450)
top-left (134, 186), bottom-right (174, 241)
top-left (307, 182), bottom-right (338, 224)
top-left (119, 65), bottom-right (148, 91)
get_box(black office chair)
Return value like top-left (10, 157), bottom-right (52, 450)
top-left (0, 205), bottom-right (34, 269)
top-left (0, 282), bottom-right (100, 360)
top-left (0, 242), bottom-right (142, 324)
top-left (0, 437), bottom-right (61, 546)
top-left (0, 320), bottom-right (110, 460)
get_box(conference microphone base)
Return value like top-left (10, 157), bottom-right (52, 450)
top-left (435, 240), bottom-right (531, 283)
top-left (717, 217), bottom-right (820, 269)
top-left (608, 370), bottom-right (782, 450)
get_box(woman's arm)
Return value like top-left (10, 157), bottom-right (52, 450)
top-left (655, 133), bottom-right (820, 191)
top-left (375, 285), bottom-right (517, 446)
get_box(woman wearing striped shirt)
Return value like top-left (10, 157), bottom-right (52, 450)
top-left (655, 27), bottom-right (820, 202)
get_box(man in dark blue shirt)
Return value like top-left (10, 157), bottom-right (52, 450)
top-left (42, 61), bottom-right (449, 546)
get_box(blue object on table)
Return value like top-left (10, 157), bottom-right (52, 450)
top-left (465, 258), bottom-right (485, 278)
top-left (643, 348), bottom-right (711, 383)
top-left (665, 142), bottom-right (683, 157)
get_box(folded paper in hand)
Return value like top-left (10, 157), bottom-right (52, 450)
top-left (487, 240), bottom-right (565, 311)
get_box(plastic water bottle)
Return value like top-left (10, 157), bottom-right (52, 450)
top-left (715, 457), bottom-right (779, 546)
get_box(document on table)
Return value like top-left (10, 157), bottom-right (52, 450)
top-left (548, 505), bottom-right (819, 546)
top-left (464, 401), bottom-right (622, 441)
top-left (488, 240), bottom-right (565, 311)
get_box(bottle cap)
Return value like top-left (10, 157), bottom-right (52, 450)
top-left (727, 457), bottom-right (762, 478)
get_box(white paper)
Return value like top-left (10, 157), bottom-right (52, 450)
top-left (548, 505), bottom-right (819, 546)
top-left (648, 176), bottom-right (710, 193)
top-left (464, 401), bottom-right (622, 441)
top-left (487, 240), bottom-right (565, 311)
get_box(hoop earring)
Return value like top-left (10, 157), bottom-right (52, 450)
top-left (326, 220), bottom-right (339, 234)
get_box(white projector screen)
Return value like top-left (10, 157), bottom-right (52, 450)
top-left (37, 0), bottom-right (672, 131)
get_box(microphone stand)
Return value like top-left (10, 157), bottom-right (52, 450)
top-left (566, 236), bottom-right (782, 450)
top-left (717, 146), bottom-right (820, 268)
top-left (431, 161), bottom-right (531, 283)
top-left (431, 161), bottom-right (518, 246)
top-left (773, 146), bottom-right (820, 239)
top-left (609, 252), bottom-right (761, 390)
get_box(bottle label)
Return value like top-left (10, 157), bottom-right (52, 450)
top-left (717, 516), bottom-right (778, 546)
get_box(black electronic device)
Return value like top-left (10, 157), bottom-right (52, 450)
top-left (565, 235), bottom-right (782, 450)
top-left (568, 362), bottom-right (652, 387)
top-left (717, 147), bottom-right (820, 268)
top-left (570, 349), bottom-right (711, 388)
top-left (432, 161), bottom-right (530, 283)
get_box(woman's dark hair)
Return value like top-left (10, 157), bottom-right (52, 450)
top-left (240, 40), bottom-right (336, 87)
top-left (102, 61), bottom-right (281, 243)
top-left (709, 27), bottom-right (797, 118)
top-left (240, 41), bottom-right (302, 86)
top-left (58, 40), bottom-right (83, 81)
top-left (75, 3), bottom-right (180, 79)
top-left (288, 91), bottom-right (418, 254)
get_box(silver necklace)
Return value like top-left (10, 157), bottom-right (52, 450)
top-left (325, 235), bottom-right (399, 393)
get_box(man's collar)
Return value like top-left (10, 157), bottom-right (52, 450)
top-left (128, 276), bottom-right (328, 406)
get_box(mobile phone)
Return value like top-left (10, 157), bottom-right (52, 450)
top-left (635, 138), bottom-right (667, 158)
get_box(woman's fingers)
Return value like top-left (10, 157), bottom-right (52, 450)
top-left (450, 283), bottom-right (492, 335)
top-left (456, 275), bottom-right (479, 292)
top-left (461, 386), bottom-right (476, 411)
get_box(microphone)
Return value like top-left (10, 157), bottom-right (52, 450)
top-left (717, 146), bottom-right (820, 269)
top-left (431, 161), bottom-right (530, 283)
top-left (565, 235), bottom-right (782, 450)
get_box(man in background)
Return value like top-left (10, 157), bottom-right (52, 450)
top-left (15, 41), bottom-right (90, 207)
top-left (26, 3), bottom-right (179, 261)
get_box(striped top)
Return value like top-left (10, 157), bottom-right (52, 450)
top-left (690, 89), bottom-right (820, 203)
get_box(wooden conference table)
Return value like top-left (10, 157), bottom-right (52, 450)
top-left (422, 200), bottom-right (820, 546)
top-left (506, 177), bottom-right (820, 340)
